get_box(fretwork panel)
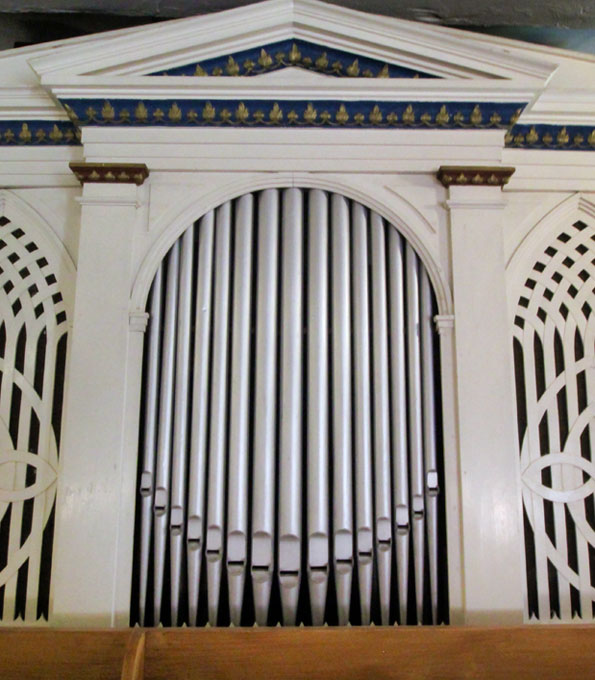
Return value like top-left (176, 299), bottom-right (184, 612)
top-left (0, 216), bottom-right (68, 623)
top-left (514, 218), bottom-right (595, 620)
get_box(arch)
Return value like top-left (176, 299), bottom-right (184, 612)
top-left (130, 173), bottom-right (452, 317)
top-left (506, 193), bottom-right (595, 319)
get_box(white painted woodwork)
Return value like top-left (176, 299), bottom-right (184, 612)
top-left (51, 183), bottom-right (143, 627)
top-left (447, 185), bottom-right (525, 625)
top-left (1, 0), bottom-right (594, 632)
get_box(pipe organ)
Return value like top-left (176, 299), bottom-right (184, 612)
top-left (1, 0), bottom-right (594, 633)
top-left (133, 189), bottom-right (447, 627)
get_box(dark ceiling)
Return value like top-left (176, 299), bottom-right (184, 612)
top-left (0, 0), bottom-right (594, 53)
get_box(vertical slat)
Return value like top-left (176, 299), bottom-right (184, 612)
top-left (421, 268), bottom-right (439, 624)
top-left (351, 202), bottom-right (374, 625)
top-left (0, 300), bottom-right (18, 622)
top-left (370, 212), bottom-right (392, 626)
top-left (278, 188), bottom-right (303, 626)
top-left (331, 193), bottom-right (353, 626)
top-left (226, 194), bottom-right (254, 626)
top-left (562, 318), bottom-right (590, 619)
top-left (153, 242), bottom-right (180, 624)
top-left (388, 228), bottom-right (410, 624)
top-left (307, 189), bottom-right (330, 626)
top-left (405, 243), bottom-right (425, 624)
top-left (542, 322), bottom-right (571, 619)
top-left (186, 211), bottom-right (215, 626)
top-left (6, 319), bottom-right (37, 619)
top-left (138, 264), bottom-right (163, 625)
top-left (251, 189), bottom-right (279, 626)
top-left (24, 318), bottom-right (60, 621)
top-left (206, 202), bottom-right (232, 626)
top-left (169, 225), bottom-right (194, 625)
top-left (522, 324), bottom-right (551, 618)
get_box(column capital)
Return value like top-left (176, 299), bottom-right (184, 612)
top-left (129, 310), bottom-right (149, 333)
top-left (437, 166), bottom-right (515, 188)
top-left (434, 314), bottom-right (455, 335)
top-left (70, 162), bottom-right (149, 186)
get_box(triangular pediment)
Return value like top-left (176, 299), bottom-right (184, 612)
top-left (27, 0), bottom-right (557, 84)
top-left (3, 0), bottom-right (594, 146)
top-left (149, 39), bottom-right (439, 79)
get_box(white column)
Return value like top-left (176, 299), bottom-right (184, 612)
top-left (51, 180), bottom-right (145, 627)
top-left (446, 184), bottom-right (524, 625)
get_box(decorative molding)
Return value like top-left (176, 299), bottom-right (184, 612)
top-left (437, 166), bottom-right (515, 188)
top-left (26, 0), bottom-right (556, 81)
top-left (129, 310), bottom-right (150, 333)
top-left (70, 162), bottom-right (149, 186)
top-left (151, 39), bottom-right (438, 79)
top-left (434, 314), bottom-right (455, 334)
top-left (506, 124), bottom-right (595, 151)
top-left (62, 99), bottom-right (523, 130)
top-left (0, 120), bottom-right (79, 145)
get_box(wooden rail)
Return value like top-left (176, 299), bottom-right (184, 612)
top-left (1, 625), bottom-right (594, 679)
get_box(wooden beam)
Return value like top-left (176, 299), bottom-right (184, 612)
top-left (2, 626), bottom-right (595, 680)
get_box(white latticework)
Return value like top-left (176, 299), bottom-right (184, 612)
top-left (514, 218), bottom-right (595, 621)
top-left (0, 215), bottom-right (68, 623)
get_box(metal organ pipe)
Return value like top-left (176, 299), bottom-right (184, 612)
top-left (369, 213), bottom-right (392, 626)
top-left (331, 193), bottom-right (354, 626)
top-left (170, 225), bottom-right (194, 625)
top-left (306, 189), bottom-right (330, 626)
top-left (152, 241), bottom-right (179, 624)
top-left (388, 228), bottom-right (410, 624)
top-left (186, 211), bottom-right (215, 626)
top-left (206, 202), bottom-right (232, 626)
top-left (251, 189), bottom-right (280, 626)
top-left (351, 201), bottom-right (374, 625)
top-left (406, 243), bottom-right (425, 624)
top-left (136, 190), bottom-right (446, 628)
top-left (278, 188), bottom-right (303, 626)
top-left (421, 269), bottom-right (439, 624)
top-left (138, 263), bottom-right (163, 625)
top-left (226, 194), bottom-right (254, 626)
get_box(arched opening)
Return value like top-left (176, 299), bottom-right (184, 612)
top-left (130, 188), bottom-right (449, 627)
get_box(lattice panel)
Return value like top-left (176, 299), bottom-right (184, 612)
top-left (0, 215), bottom-right (68, 623)
top-left (514, 218), bottom-right (595, 620)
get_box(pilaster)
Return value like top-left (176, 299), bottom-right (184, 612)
top-left (51, 165), bottom-right (149, 627)
top-left (440, 167), bottom-right (524, 625)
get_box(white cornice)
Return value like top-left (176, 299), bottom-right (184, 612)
top-left (519, 90), bottom-right (595, 126)
top-left (46, 78), bottom-right (536, 103)
top-left (27, 0), bottom-right (556, 84)
top-left (0, 86), bottom-right (68, 121)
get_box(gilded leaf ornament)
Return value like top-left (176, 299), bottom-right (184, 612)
top-left (235, 103), bottom-right (250, 123)
top-left (304, 103), bottom-right (317, 123)
top-left (269, 103), bottom-right (283, 124)
top-left (336, 104), bottom-right (349, 124)
top-left (369, 105), bottom-right (383, 124)
top-left (470, 105), bottom-right (482, 125)
top-left (168, 103), bottom-right (182, 122)
top-left (259, 48), bottom-right (273, 69)
top-left (202, 102), bottom-right (216, 122)
top-left (101, 101), bottom-right (115, 121)
top-left (346, 59), bottom-right (360, 77)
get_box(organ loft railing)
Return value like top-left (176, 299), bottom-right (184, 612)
top-left (131, 188), bottom-right (448, 628)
